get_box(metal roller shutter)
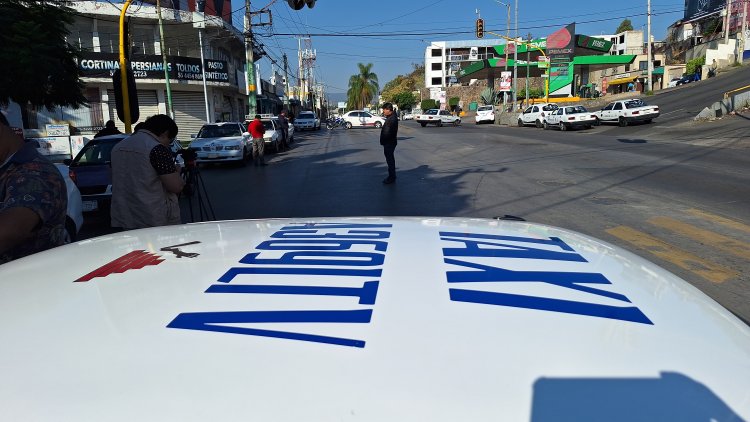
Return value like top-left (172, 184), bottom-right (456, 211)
top-left (171, 91), bottom-right (208, 143)
top-left (107, 89), bottom-right (159, 132)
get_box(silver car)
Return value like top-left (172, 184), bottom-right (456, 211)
top-left (188, 122), bottom-right (251, 165)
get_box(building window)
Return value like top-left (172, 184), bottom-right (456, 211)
top-left (431, 77), bottom-right (442, 86)
top-left (619, 35), bottom-right (625, 43)
top-left (654, 60), bottom-right (662, 67)
top-left (639, 61), bottom-right (648, 70)
top-left (431, 62), bottom-right (442, 71)
top-left (625, 65), bottom-right (631, 72)
top-left (431, 49), bottom-right (442, 57)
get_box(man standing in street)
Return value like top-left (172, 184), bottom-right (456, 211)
top-left (248, 115), bottom-right (266, 166)
top-left (94, 120), bottom-right (122, 138)
top-left (110, 114), bottom-right (184, 230)
top-left (278, 110), bottom-right (290, 151)
top-left (380, 102), bottom-right (398, 184)
top-left (0, 112), bottom-right (67, 264)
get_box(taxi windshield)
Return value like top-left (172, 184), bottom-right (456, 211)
top-left (197, 125), bottom-right (241, 138)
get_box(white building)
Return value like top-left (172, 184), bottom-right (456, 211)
top-left (4, 1), bottom-right (263, 140)
top-left (424, 39), bottom-right (502, 88)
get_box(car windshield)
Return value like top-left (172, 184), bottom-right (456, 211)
top-left (74, 139), bottom-right (118, 166)
top-left (565, 106), bottom-right (588, 114)
top-left (478, 106), bottom-right (493, 111)
top-left (542, 104), bottom-right (558, 111)
top-left (299, 113), bottom-right (314, 119)
top-left (425, 110), bottom-right (438, 115)
top-left (263, 120), bottom-right (276, 131)
top-left (197, 124), bottom-right (241, 138)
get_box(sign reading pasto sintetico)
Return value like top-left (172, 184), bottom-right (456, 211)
top-left (78, 52), bottom-right (230, 83)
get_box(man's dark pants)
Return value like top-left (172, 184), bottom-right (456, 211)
top-left (383, 144), bottom-right (396, 179)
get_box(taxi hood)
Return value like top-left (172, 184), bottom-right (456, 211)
top-left (1, 217), bottom-right (748, 421)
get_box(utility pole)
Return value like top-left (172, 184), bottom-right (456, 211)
top-left (512, 0), bottom-right (518, 110)
top-left (647, 0), bottom-right (653, 92)
top-left (283, 53), bottom-right (291, 109)
top-left (725, 0), bottom-right (732, 44)
top-left (156, 0), bottom-right (174, 118)
top-left (496, 1), bottom-right (510, 107)
top-left (741, 0), bottom-right (748, 63)
top-left (197, 28), bottom-right (210, 122)
top-left (245, 0), bottom-right (257, 117)
top-left (526, 32), bottom-right (531, 103)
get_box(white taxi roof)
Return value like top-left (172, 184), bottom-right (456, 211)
top-left (1, 217), bottom-right (748, 421)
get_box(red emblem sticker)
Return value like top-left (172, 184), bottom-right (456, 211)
top-left (75, 250), bottom-right (164, 282)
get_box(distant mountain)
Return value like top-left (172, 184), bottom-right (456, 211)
top-left (326, 92), bottom-right (347, 106)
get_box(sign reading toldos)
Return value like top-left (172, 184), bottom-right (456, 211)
top-left (79, 52), bottom-right (229, 83)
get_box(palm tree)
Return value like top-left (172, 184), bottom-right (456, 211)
top-left (347, 63), bottom-right (379, 110)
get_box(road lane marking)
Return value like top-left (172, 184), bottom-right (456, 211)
top-left (648, 216), bottom-right (750, 260)
top-left (686, 209), bottom-right (750, 234)
top-left (606, 226), bottom-right (737, 284)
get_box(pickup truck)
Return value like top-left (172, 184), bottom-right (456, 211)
top-left (415, 109), bottom-right (461, 127)
top-left (593, 99), bottom-right (660, 127)
top-left (294, 111), bottom-right (321, 131)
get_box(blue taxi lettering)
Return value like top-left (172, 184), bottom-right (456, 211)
top-left (441, 232), bottom-right (652, 325)
top-left (169, 223), bottom-right (392, 347)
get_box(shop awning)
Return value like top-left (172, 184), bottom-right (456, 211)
top-left (608, 75), bottom-right (638, 85)
top-left (652, 66), bottom-right (664, 75)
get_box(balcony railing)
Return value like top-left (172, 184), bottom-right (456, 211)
top-left (446, 53), bottom-right (495, 62)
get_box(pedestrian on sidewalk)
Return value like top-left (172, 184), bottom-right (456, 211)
top-left (248, 115), bottom-right (266, 166)
top-left (380, 102), bottom-right (398, 184)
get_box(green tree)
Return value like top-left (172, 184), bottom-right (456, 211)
top-left (381, 64), bottom-right (424, 102)
top-left (392, 91), bottom-right (416, 111)
top-left (0, 0), bottom-right (86, 111)
top-left (420, 99), bottom-right (437, 110)
top-left (347, 63), bottom-right (379, 110)
top-left (616, 18), bottom-right (633, 33)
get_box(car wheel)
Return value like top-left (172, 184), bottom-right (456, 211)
top-left (453, 119), bottom-right (460, 126)
top-left (592, 117), bottom-right (601, 126)
top-left (618, 117), bottom-right (628, 127)
top-left (585, 125), bottom-right (592, 130)
top-left (559, 122), bottom-right (566, 131)
top-left (374, 121), bottom-right (382, 128)
top-left (543, 121), bottom-right (549, 130)
top-left (420, 122), bottom-right (426, 127)
top-left (64, 216), bottom-right (77, 244)
top-left (645, 119), bottom-right (652, 124)
top-left (345, 122), bottom-right (352, 129)
top-left (517, 119), bottom-right (523, 127)
top-left (437, 120), bottom-right (443, 127)
top-left (535, 119), bottom-right (542, 128)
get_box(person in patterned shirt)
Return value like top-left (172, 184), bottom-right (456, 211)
top-left (0, 112), bottom-right (67, 265)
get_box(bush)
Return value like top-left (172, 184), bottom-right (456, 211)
top-left (448, 96), bottom-right (460, 106)
top-left (686, 56), bottom-right (705, 75)
top-left (420, 99), bottom-right (437, 110)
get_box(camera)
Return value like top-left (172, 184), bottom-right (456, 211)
top-left (176, 147), bottom-right (198, 166)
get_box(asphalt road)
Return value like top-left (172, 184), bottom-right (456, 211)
top-left (78, 110), bottom-right (750, 323)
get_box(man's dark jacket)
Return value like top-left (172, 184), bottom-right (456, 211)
top-left (379, 113), bottom-right (398, 146)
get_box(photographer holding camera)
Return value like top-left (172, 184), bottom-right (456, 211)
top-left (110, 114), bottom-right (185, 230)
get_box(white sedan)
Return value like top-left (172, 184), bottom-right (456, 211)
top-left (416, 109), bottom-right (461, 127)
top-left (543, 105), bottom-right (597, 131)
top-left (188, 122), bottom-right (251, 164)
top-left (341, 110), bottom-right (385, 129)
top-left (1, 217), bottom-right (749, 420)
top-left (475, 105), bottom-right (495, 124)
top-left (517, 103), bottom-right (559, 128)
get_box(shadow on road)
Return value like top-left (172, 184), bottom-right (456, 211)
top-left (618, 138), bottom-right (648, 143)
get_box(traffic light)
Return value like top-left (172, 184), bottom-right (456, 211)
top-left (112, 68), bottom-right (140, 124)
top-left (475, 18), bottom-right (484, 39)
top-left (287, 0), bottom-right (315, 10)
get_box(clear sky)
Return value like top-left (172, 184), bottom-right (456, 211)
top-left (247, 0), bottom-right (686, 97)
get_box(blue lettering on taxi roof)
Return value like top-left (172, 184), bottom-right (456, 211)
top-left (440, 231), bottom-right (652, 325)
top-left (168, 223), bottom-right (393, 348)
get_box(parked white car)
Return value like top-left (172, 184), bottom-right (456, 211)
top-left (188, 122), bottom-right (251, 164)
top-left (294, 111), bottom-right (321, 131)
top-left (593, 99), bottom-right (660, 126)
top-left (543, 105), bottom-right (597, 131)
top-left (517, 103), bottom-right (559, 128)
top-left (667, 77), bottom-right (681, 88)
top-left (341, 110), bottom-right (386, 129)
top-left (402, 112), bottom-right (414, 120)
top-left (54, 163), bottom-right (83, 242)
top-left (475, 105), bottom-right (495, 124)
top-left (416, 109), bottom-right (461, 127)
